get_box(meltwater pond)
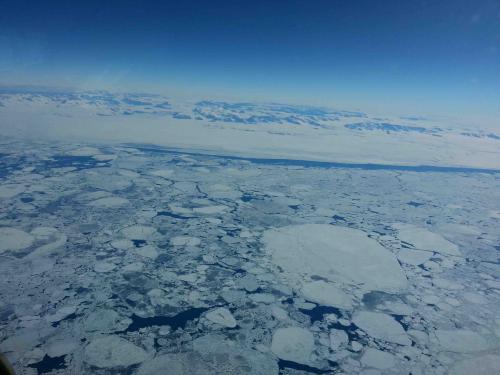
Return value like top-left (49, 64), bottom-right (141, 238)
top-left (0, 139), bottom-right (500, 374)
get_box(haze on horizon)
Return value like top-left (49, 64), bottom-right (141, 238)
top-left (1, 0), bottom-right (500, 125)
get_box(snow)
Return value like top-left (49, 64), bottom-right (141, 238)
top-left (352, 311), bottom-right (411, 346)
top-left (394, 224), bottom-right (461, 256)
top-left (271, 327), bottom-right (315, 364)
top-left (262, 224), bottom-right (407, 293)
top-left (0, 227), bottom-right (34, 253)
top-left (205, 308), bottom-right (237, 328)
top-left (84, 335), bottom-right (148, 368)
top-left (3, 92), bottom-right (500, 170)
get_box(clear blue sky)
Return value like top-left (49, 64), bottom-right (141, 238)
top-left (0, 0), bottom-right (499, 121)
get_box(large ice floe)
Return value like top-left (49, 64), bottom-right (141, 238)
top-left (0, 139), bottom-right (499, 374)
top-left (262, 224), bottom-right (407, 293)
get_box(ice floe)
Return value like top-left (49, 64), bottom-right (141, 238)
top-left (271, 326), bottom-right (315, 364)
top-left (205, 307), bottom-right (237, 328)
top-left (432, 329), bottom-right (490, 353)
top-left (394, 224), bottom-right (461, 256)
top-left (84, 335), bottom-right (148, 368)
top-left (361, 348), bottom-right (396, 370)
top-left (171, 236), bottom-right (201, 246)
top-left (192, 205), bottom-right (228, 215)
top-left (87, 196), bottom-right (130, 208)
top-left (262, 224), bottom-right (407, 293)
top-left (120, 225), bottom-right (157, 240)
top-left (452, 355), bottom-right (500, 375)
top-left (0, 184), bottom-right (25, 199)
top-left (352, 311), bottom-right (411, 346)
top-left (1, 139), bottom-right (499, 375)
top-left (301, 280), bottom-right (354, 310)
top-left (0, 227), bottom-right (34, 253)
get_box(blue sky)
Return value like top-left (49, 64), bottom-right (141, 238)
top-left (0, 0), bottom-right (499, 121)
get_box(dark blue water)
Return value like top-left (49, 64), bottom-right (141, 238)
top-left (28, 355), bottom-right (67, 374)
top-left (132, 239), bottom-right (147, 247)
top-left (51, 313), bottom-right (77, 327)
top-left (278, 360), bottom-right (332, 374)
top-left (156, 211), bottom-right (191, 219)
top-left (39, 155), bottom-right (106, 172)
top-left (124, 307), bottom-right (209, 332)
top-left (299, 305), bottom-right (342, 324)
top-left (407, 201), bottom-right (424, 207)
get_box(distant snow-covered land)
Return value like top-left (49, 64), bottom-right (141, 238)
top-left (0, 89), bottom-right (499, 170)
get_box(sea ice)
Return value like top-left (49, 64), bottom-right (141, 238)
top-left (46, 306), bottom-right (77, 324)
top-left (397, 249), bottom-right (433, 266)
top-left (205, 308), bottom-right (237, 328)
top-left (67, 146), bottom-right (100, 156)
top-left (120, 225), bottom-right (157, 240)
top-left (0, 227), bottom-right (34, 253)
top-left (433, 329), bottom-right (490, 353)
top-left (451, 355), bottom-right (500, 375)
top-left (84, 309), bottom-right (132, 333)
top-left (94, 262), bottom-right (116, 273)
top-left (170, 236), bottom-right (201, 246)
top-left (361, 348), bottom-right (396, 369)
top-left (393, 224), bottom-right (461, 256)
top-left (0, 184), bottom-right (25, 199)
top-left (134, 245), bottom-right (159, 259)
top-left (330, 329), bottom-right (349, 350)
top-left (84, 335), bottom-right (148, 368)
top-left (271, 327), bottom-right (314, 364)
top-left (301, 280), bottom-right (354, 310)
top-left (150, 169), bottom-right (174, 178)
top-left (262, 224), bottom-right (407, 293)
top-left (88, 196), bottom-right (130, 208)
top-left (193, 205), bottom-right (228, 214)
top-left (352, 311), bottom-right (411, 345)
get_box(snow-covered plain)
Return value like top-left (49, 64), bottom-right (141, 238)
top-left (0, 90), bottom-right (499, 170)
top-left (0, 91), bottom-right (500, 374)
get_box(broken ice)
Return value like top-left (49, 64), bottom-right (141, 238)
top-left (0, 139), bottom-right (499, 374)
